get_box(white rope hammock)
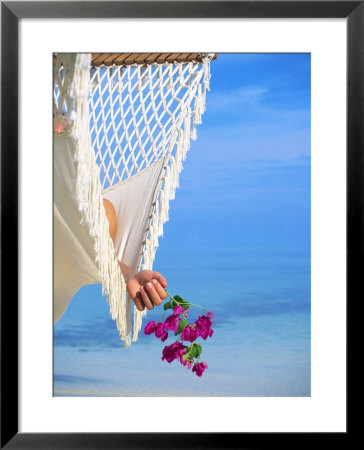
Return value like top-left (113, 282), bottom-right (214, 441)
top-left (53, 53), bottom-right (213, 347)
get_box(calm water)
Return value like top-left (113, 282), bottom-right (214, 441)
top-left (54, 246), bottom-right (310, 396)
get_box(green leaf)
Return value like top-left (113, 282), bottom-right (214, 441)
top-left (189, 343), bottom-right (202, 359)
top-left (177, 319), bottom-right (188, 334)
top-left (194, 343), bottom-right (202, 358)
top-left (184, 344), bottom-right (192, 352)
top-left (174, 295), bottom-right (190, 310)
top-left (163, 301), bottom-right (173, 311)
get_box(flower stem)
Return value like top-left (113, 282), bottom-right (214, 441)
top-left (165, 290), bottom-right (207, 312)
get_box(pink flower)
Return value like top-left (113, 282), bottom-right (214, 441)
top-left (206, 311), bottom-right (214, 318)
top-left (181, 324), bottom-right (199, 342)
top-left (178, 349), bottom-right (193, 369)
top-left (173, 305), bottom-right (184, 315)
top-left (192, 362), bottom-right (208, 377)
top-left (144, 320), bottom-right (157, 335)
top-left (155, 322), bottom-right (168, 342)
top-left (164, 314), bottom-right (181, 333)
top-left (161, 341), bottom-right (185, 363)
top-left (195, 315), bottom-right (214, 340)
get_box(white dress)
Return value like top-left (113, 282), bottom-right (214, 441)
top-left (54, 135), bottom-right (164, 324)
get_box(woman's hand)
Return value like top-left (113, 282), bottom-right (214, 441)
top-left (126, 270), bottom-right (168, 311)
top-left (104, 201), bottom-right (168, 311)
top-left (117, 261), bottom-right (167, 311)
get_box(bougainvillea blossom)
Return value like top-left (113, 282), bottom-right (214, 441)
top-left (173, 305), bottom-right (184, 315)
top-left (181, 324), bottom-right (199, 342)
top-left (144, 320), bottom-right (157, 335)
top-left (143, 290), bottom-right (214, 377)
top-left (192, 362), bottom-right (208, 377)
top-left (195, 315), bottom-right (214, 340)
top-left (154, 322), bottom-right (168, 342)
top-left (164, 314), bottom-right (181, 333)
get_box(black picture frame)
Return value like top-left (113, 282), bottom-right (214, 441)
top-left (1, 1), bottom-right (357, 448)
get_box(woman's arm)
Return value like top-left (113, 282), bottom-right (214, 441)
top-left (103, 199), bottom-right (168, 311)
top-left (103, 199), bottom-right (117, 240)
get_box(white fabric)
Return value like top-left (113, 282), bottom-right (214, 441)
top-left (102, 158), bottom-right (164, 270)
top-left (54, 136), bottom-right (101, 323)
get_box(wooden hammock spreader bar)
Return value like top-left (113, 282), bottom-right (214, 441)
top-left (53, 53), bottom-right (217, 66)
top-left (90, 53), bottom-right (217, 66)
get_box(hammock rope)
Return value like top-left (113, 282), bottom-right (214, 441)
top-left (53, 53), bottom-right (214, 346)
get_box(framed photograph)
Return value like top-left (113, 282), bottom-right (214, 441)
top-left (1, 1), bottom-right (357, 448)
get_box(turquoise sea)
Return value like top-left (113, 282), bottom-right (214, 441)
top-left (54, 245), bottom-right (310, 397)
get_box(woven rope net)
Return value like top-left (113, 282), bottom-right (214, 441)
top-left (53, 53), bottom-right (214, 346)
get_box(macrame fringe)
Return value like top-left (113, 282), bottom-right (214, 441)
top-left (65, 54), bottom-right (132, 347)
top-left (131, 61), bottom-right (211, 342)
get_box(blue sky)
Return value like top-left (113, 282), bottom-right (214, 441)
top-left (160, 53), bottom-right (310, 249)
top-left (54, 53), bottom-right (311, 396)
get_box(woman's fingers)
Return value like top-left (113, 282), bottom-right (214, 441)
top-left (151, 279), bottom-right (168, 300)
top-left (151, 271), bottom-right (167, 288)
top-left (140, 285), bottom-right (154, 310)
top-left (145, 282), bottom-right (162, 306)
top-left (130, 270), bottom-right (168, 311)
top-left (134, 292), bottom-right (145, 312)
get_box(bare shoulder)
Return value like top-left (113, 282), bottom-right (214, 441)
top-left (103, 198), bottom-right (116, 239)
